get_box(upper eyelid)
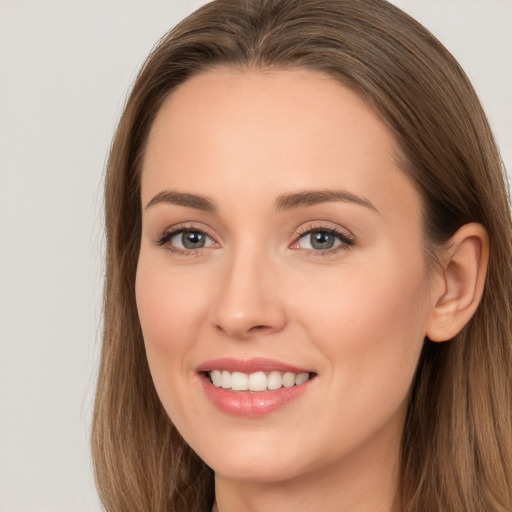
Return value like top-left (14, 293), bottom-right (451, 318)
top-left (295, 222), bottom-right (355, 239)
top-left (159, 222), bottom-right (217, 238)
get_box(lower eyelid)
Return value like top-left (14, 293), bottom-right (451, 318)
top-left (165, 245), bottom-right (208, 257)
top-left (304, 244), bottom-right (351, 258)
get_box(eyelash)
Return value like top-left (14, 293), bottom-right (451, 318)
top-left (293, 224), bottom-right (355, 257)
top-left (154, 223), bottom-right (355, 257)
top-left (154, 224), bottom-right (217, 257)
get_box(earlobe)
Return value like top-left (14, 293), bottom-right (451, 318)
top-left (426, 223), bottom-right (489, 342)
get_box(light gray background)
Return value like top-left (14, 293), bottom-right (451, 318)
top-left (0, 1), bottom-right (510, 511)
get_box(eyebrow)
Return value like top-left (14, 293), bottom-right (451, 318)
top-left (145, 190), bottom-right (215, 211)
top-left (274, 189), bottom-right (379, 213)
top-left (144, 188), bottom-right (378, 214)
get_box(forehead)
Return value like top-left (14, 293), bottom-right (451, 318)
top-left (141, 67), bottom-right (419, 223)
top-left (144, 67), bottom-right (395, 171)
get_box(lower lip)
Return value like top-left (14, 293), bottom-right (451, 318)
top-left (199, 374), bottom-right (313, 417)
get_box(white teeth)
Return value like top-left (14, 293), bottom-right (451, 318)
top-left (221, 370), bottom-right (231, 389)
top-left (295, 372), bottom-right (309, 385)
top-left (248, 371), bottom-right (267, 391)
top-left (282, 372), bottom-right (296, 388)
top-left (209, 370), bottom-right (311, 392)
top-left (211, 370), bottom-right (222, 387)
top-left (231, 372), bottom-right (248, 391)
top-left (267, 371), bottom-right (283, 390)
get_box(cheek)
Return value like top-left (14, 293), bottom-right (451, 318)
top-left (135, 256), bottom-right (217, 442)
top-left (290, 254), bottom-right (430, 399)
top-left (135, 256), bottom-right (209, 384)
top-left (286, 260), bottom-right (430, 461)
top-left (296, 255), bottom-right (428, 328)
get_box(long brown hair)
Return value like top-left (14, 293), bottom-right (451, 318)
top-left (92, 1), bottom-right (512, 510)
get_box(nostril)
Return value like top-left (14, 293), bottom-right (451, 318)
top-left (250, 325), bottom-right (269, 332)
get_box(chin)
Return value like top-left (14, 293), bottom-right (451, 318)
top-left (209, 456), bottom-right (306, 484)
top-left (189, 433), bottom-right (310, 484)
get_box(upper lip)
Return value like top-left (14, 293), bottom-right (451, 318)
top-left (196, 357), bottom-right (313, 374)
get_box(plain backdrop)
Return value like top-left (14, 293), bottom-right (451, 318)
top-left (0, 1), bottom-right (510, 511)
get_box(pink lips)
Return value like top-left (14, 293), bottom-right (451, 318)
top-left (196, 357), bottom-right (315, 417)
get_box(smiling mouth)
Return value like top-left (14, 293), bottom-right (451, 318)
top-left (205, 370), bottom-right (316, 392)
top-left (197, 359), bottom-right (317, 416)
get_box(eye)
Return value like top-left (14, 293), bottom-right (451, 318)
top-left (292, 227), bottom-right (354, 253)
top-left (299, 230), bottom-right (341, 250)
top-left (155, 227), bottom-right (217, 253)
top-left (171, 230), bottom-right (214, 250)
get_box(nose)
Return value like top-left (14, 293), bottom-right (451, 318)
top-left (209, 248), bottom-right (287, 340)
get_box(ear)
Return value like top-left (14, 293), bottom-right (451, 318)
top-left (426, 223), bottom-right (489, 342)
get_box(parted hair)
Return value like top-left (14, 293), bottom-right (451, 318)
top-left (92, 1), bottom-right (512, 511)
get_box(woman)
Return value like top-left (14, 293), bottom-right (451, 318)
top-left (92, 1), bottom-right (512, 511)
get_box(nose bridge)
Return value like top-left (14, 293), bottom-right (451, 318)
top-left (210, 240), bottom-right (286, 339)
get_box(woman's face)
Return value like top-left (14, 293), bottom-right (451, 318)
top-left (136, 68), bottom-right (437, 484)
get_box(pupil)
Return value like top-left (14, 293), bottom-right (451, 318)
top-left (182, 231), bottom-right (205, 249)
top-left (311, 231), bottom-right (334, 250)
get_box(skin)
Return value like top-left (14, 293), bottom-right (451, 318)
top-left (136, 68), bottom-right (456, 511)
